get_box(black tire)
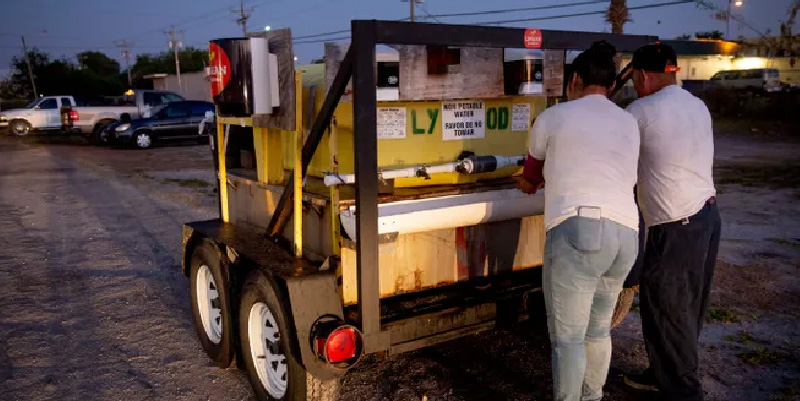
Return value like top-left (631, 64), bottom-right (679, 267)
top-left (9, 119), bottom-right (30, 136)
top-left (239, 271), bottom-right (339, 401)
top-left (132, 130), bottom-right (154, 149)
top-left (91, 120), bottom-right (115, 145)
top-left (189, 239), bottom-right (236, 368)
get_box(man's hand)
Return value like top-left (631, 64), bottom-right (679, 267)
top-left (517, 176), bottom-right (545, 194)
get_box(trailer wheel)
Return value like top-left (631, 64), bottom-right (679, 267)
top-left (239, 271), bottom-right (339, 401)
top-left (611, 286), bottom-right (636, 329)
top-left (189, 239), bottom-right (235, 368)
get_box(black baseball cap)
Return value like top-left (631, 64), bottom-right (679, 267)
top-left (631, 43), bottom-right (680, 73)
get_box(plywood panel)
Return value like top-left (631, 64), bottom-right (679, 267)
top-left (249, 29), bottom-right (296, 131)
top-left (341, 215), bottom-right (545, 305)
top-left (398, 45), bottom-right (504, 101)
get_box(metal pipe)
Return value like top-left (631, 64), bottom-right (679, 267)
top-left (323, 155), bottom-right (523, 186)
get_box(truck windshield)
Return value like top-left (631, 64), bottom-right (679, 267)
top-left (24, 98), bottom-right (42, 108)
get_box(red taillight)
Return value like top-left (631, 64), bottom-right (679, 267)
top-left (70, 110), bottom-right (79, 121)
top-left (325, 328), bottom-right (357, 363)
top-left (310, 316), bottom-right (363, 368)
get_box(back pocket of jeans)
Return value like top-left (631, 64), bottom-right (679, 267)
top-left (567, 217), bottom-right (604, 253)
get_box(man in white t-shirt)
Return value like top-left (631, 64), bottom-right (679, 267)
top-left (622, 44), bottom-right (721, 401)
top-left (519, 41), bottom-right (639, 401)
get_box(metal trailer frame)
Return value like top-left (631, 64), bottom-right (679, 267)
top-left (184, 20), bottom-right (656, 380)
top-left (265, 20), bottom-right (656, 346)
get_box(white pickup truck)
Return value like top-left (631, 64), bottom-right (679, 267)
top-left (0, 90), bottom-right (184, 138)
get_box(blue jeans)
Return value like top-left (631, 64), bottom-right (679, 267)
top-left (543, 216), bottom-right (638, 401)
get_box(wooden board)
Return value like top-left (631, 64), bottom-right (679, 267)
top-left (325, 42), bottom-right (352, 103)
top-left (543, 49), bottom-right (565, 97)
top-left (340, 214), bottom-right (545, 305)
top-left (249, 29), bottom-right (296, 131)
top-left (397, 45), bottom-right (504, 101)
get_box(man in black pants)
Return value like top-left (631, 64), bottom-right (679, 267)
top-left (623, 44), bottom-right (722, 401)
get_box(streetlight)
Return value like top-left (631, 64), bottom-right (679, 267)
top-left (264, 25), bottom-right (271, 31)
top-left (726, 0), bottom-right (743, 40)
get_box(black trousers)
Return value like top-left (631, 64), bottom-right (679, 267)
top-left (640, 202), bottom-right (721, 401)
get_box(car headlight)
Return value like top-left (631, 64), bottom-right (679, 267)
top-left (115, 123), bottom-right (131, 132)
top-left (0, 115), bottom-right (7, 122)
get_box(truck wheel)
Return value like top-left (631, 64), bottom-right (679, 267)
top-left (10, 119), bottom-right (30, 136)
top-left (239, 271), bottom-right (339, 401)
top-left (611, 286), bottom-right (636, 329)
top-left (91, 120), bottom-right (114, 145)
top-left (133, 131), bottom-right (153, 149)
top-left (189, 239), bottom-right (235, 368)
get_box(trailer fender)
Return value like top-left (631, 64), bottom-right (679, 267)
top-left (283, 271), bottom-right (346, 380)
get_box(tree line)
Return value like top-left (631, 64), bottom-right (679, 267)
top-left (1, 47), bottom-right (208, 101)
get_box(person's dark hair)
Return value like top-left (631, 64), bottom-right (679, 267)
top-left (570, 41), bottom-right (618, 88)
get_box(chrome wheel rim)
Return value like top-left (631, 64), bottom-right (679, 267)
top-left (248, 301), bottom-right (287, 398)
top-left (136, 133), bottom-right (151, 148)
top-left (196, 265), bottom-right (222, 344)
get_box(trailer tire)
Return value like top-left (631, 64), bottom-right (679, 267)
top-left (239, 271), bottom-right (339, 401)
top-left (611, 286), bottom-right (636, 329)
top-left (189, 240), bottom-right (236, 368)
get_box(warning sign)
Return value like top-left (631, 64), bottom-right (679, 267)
top-left (512, 103), bottom-right (531, 131)
top-left (442, 101), bottom-right (485, 141)
top-left (377, 107), bottom-right (407, 139)
top-left (524, 29), bottom-right (543, 49)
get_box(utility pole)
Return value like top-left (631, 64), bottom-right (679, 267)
top-left (402, 0), bottom-right (422, 22)
top-left (20, 36), bottom-right (38, 98)
top-left (165, 26), bottom-right (184, 94)
top-left (231, 0), bottom-right (255, 36)
top-left (116, 40), bottom-right (133, 86)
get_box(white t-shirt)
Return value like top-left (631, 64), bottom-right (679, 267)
top-left (626, 85), bottom-right (716, 227)
top-left (529, 94), bottom-right (640, 231)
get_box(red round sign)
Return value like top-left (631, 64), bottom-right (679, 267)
top-left (524, 29), bottom-right (543, 49)
top-left (209, 42), bottom-right (231, 97)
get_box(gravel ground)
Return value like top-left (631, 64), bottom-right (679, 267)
top-left (0, 129), bottom-right (798, 401)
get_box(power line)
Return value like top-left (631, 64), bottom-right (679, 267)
top-left (293, 0), bottom-right (694, 44)
top-left (425, 0), bottom-right (611, 18)
top-left (291, 0), bottom-right (606, 40)
top-left (475, 0), bottom-right (694, 25)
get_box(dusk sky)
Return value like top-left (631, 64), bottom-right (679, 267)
top-left (0, 0), bottom-right (794, 76)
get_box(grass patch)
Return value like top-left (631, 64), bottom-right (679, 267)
top-left (769, 382), bottom-right (799, 401)
top-left (707, 308), bottom-right (740, 324)
top-left (737, 346), bottom-right (786, 365)
top-left (714, 164), bottom-right (800, 189)
top-left (160, 178), bottom-right (211, 188)
top-left (723, 331), bottom-right (770, 346)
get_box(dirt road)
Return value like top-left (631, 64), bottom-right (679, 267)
top-left (0, 131), bottom-right (797, 401)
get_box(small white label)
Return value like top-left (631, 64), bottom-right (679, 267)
top-left (442, 101), bottom-right (485, 141)
top-left (377, 107), bottom-right (407, 139)
top-left (512, 103), bottom-right (531, 131)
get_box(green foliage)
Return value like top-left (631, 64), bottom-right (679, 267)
top-left (130, 47), bottom-right (208, 88)
top-left (695, 30), bottom-right (724, 40)
top-left (3, 47), bottom-right (208, 100)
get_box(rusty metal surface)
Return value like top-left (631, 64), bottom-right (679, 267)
top-left (185, 219), bottom-right (318, 278)
top-left (284, 272), bottom-right (346, 380)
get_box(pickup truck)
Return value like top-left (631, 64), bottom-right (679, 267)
top-left (0, 90), bottom-right (184, 139)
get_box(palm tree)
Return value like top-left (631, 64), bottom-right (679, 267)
top-left (606, 0), bottom-right (631, 34)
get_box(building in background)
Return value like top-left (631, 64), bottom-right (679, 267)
top-left (144, 71), bottom-right (211, 101)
